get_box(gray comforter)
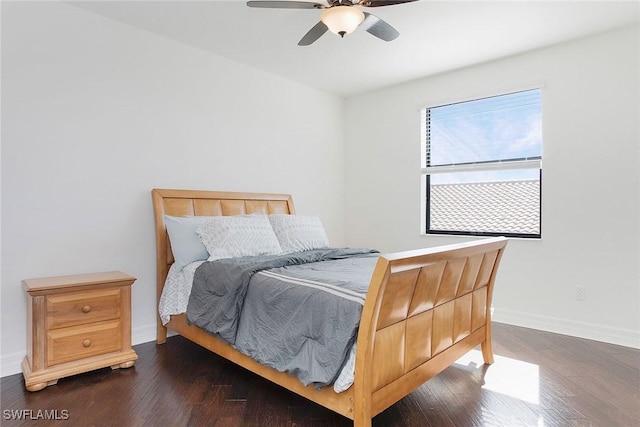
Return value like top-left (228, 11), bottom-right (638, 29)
top-left (187, 248), bottom-right (379, 386)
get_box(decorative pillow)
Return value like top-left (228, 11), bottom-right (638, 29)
top-left (196, 215), bottom-right (282, 261)
top-left (268, 214), bottom-right (330, 253)
top-left (164, 215), bottom-right (213, 272)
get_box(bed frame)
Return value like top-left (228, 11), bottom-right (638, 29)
top-left (152, 188), bottom-right (508, 427)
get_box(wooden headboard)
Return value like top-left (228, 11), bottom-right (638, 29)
top-left (151, 188), bottom-right (295, 313)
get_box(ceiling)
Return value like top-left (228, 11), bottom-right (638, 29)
top-left (69, 1), bottom-right (639, 97)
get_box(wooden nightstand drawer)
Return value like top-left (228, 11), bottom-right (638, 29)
top-left (47, 289), bottom-right (121, 329)
top-left (47, 320), bottom-right (122, 366)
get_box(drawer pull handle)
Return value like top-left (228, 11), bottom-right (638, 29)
top-left (82, 339), bottom-right (92, 348)
top-left (82, 305), bottom-right (92, 313)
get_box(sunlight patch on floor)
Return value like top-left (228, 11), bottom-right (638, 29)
top-left (456, 349), bottom-right (540, 405)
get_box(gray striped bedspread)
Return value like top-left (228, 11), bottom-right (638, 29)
top-left (187, 248), bottom-right (379, 387)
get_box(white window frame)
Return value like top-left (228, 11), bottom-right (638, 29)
top-left (420, 87), bottom-right (543, 238)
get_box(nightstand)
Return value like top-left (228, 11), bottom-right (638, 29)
top-left (22, 271), bottom-right (138, 392)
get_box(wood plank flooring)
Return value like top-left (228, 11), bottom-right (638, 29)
top-left (2, 323), bottom-right (638, 426)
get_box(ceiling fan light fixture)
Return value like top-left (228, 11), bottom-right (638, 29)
top-left (321, 6), bottom-right (365, 38)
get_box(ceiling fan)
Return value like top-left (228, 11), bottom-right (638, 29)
top-left (246, 0), bottom-right (418, 46)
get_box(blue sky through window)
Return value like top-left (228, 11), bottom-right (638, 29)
top-left (428, 89), bottom-right (542, 166)
top-left (426, 89), bottom-right (542, 184)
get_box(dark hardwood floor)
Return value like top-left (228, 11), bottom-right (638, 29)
top-left (2, 323), bottom-right (638, 426)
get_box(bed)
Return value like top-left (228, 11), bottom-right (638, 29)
top-left (152, 188), bottom-right (508, 427)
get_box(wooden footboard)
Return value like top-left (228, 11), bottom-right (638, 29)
top-left (352, 237), bottom-right (507, 426)
top-left (152, 189), bottom-right (507, 427)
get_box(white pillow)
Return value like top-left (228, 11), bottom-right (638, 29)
top-left (164, 215), bottom-right (213, 271)
top-left (268, 214), bottom-right (329, 253)
top-left (196, 215), bottom-right (283, 261)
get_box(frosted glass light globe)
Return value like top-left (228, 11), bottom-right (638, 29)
top-left (321, 6), bottom-right (365, 38)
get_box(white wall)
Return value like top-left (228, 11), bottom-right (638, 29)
top-left (1, 2), bottom-right (345, 376)
top-left (344, 25), bottom-right (640, 348)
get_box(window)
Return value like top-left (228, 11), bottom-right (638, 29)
top-left (421, 89), bottom-right (542, 238)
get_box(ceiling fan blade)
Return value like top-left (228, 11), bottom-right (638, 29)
top-left (358, 0), bottom-right (418, 7)
top-left (298, 21), bottom-right (328, 46)
top-left (246, 1), bottom-right (324, 9)
top-left (360, 12), bottom-right (399, 41)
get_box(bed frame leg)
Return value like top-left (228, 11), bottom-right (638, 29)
top-left (481, 340), bottom-right (494, 364)
top-left (353, 397), bottom-right (372, 427)
top-left (157, 321), bottom-right (167, 344)
top-left (351, 388), bottom-right (372, 427)
top-left (353, 415), bottom-right (372, 427)
top-left (481, 322), bottom-right (494, 364)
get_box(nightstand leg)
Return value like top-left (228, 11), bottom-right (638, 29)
top-left (26, 379), bottom-right (58, 392)
top-left (111, 360), bottom-right (135, 370)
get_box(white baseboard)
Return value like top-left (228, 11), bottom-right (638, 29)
top-left (1, 323), bottom-right (159, 379)
top-left (493, 308), bottom-right (640, 349)
top-left (0, 351), bottom-right (25, 378)
top-left (132, 322), bottom-right (157, 346)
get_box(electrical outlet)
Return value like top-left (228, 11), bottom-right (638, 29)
top-left (576, 286), bottom-right (586, 301)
